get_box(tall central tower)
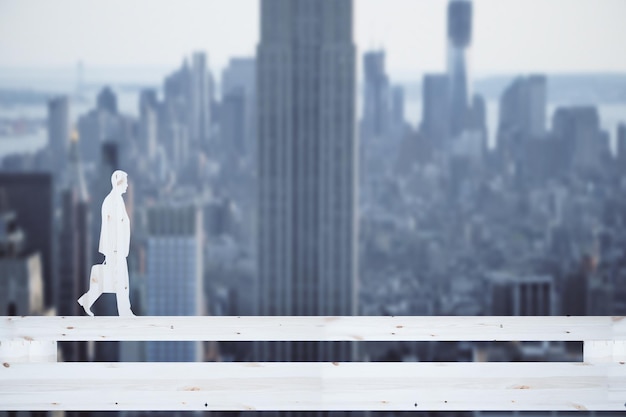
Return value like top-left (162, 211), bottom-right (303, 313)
top-left (257, 0), bottom-right (358, 362)
top-left (447, 0), bottom-right (472, 139)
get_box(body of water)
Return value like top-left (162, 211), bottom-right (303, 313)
top-left (2, 99), bottom-right (624, 159)
top-left (1, 67), bottom-right (624, 158)
top-left (0, 90), bottom-right (140, 159)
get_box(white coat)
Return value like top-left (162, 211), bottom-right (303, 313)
top-left (98, 191), bottom-right (130, 258)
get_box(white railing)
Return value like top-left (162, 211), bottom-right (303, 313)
top-left (1, 316), bottom-right (625, 411)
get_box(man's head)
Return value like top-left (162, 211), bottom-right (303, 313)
top-left (111, 170), bottom-right (128, 194)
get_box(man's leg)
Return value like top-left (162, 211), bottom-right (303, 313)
top-left (78, 266), bottom-right (103, 317)
top-left (115, 257), bottom-right (134, 316)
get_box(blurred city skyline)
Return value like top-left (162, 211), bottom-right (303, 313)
top-left (1, 0), bottom-right (626, 82)
top-left (0, 0), bottom-right (626, 397)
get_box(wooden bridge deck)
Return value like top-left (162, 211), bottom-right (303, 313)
top-left (1, 316), bottom-right (625, 411)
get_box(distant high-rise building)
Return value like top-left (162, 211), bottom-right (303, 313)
top-left (161, 62), bottom-right (192, 170)
top-left (48, 95), bottom-right (70, 171)
top-left (139, 89), bottom-right (159, 161)
top-left (447, 0), bottom-right (472, 139)
top-left (562, 255), bottom-right (595, 316)
top-left (362, 50), bottom-right (391, 141)
top-left (0, 173), bottom-right (54, 308)
top-left (97, 86), bottom-right (118, 115)
top-left (78, 110), bottom-right (103, 165)
top-left (164, 59), bottom-right (191, 110)
top-left (141, 108), bottom-right (158, 161)
top-left (159, 108), bottom-right (190, 171)
top-left (552, 106), bottom-right (610, 172)
top-left (222, 58), bottom-right (256, 97)
top-left (496, 75), bottom-right (549, 178)
top-left (498, 75), bottom-right (547, 144)
top-left (78, 105), bottom-right (125, 166)
top-left (58, 135), bottom-right (91, 361)
top-left (58, 138), bottom-right (90, 315)
top-left (221, 88), bottom-right (246, 154)
top-left (75, 60), bottom-right (84, 98)
top-left (139, 89), bottom-right (158, 113)
top-left (617, 123), bottom-right (626, 165)
top-left (257, 0), bottom-right (358, 362)
top-left (389, 85), bottom-right (406, 141)
top-left (489, 273), bottom-right (555, 316)
top-left (101, 142), bottom-right (119, 177)
top-left (208, 69), bottom-right (218, 130)
top-left (222, 57), bottom-right (256, 156)
top-left (146, 204), bottom-right (204, 362)
top-left (191, 52), bottom-right (212, 144)
top-left (468, 93), bottom-right (487, 139)
top-left (526, 77), bottom-right (546, 135)
top-left (421, 73), bottom-right (450, 145)
top-left (0, 207), bottom-right (44, 316)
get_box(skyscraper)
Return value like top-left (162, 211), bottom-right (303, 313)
top-left (221, 88), bottom-right (246, 154)
top-left (0, 207), bottom-right (44, 316)
top-left (617, 123), bottom-right (626, 166)
top-left (552, 106), bottom-right (609, 172)
top-left (421, 73), bottom-right (450, 145)
top-left (78, 87), bottom-right (125, 166)
top-left (222, 57), bottom-right (256, 156)
top-left (47, 95), bottom-right (70, 171)
top-left (489, 273), bottom-right (555, 316)
top-left (257, 0), bottom-right (358, 362)
top-left (498, 75), bottom-right (547, 144)
top-left (390, 85), bottom-right (405, 134)
top-left (58, 134), bottom-right (91, 361)
top-left (97, 86), bottom-right (118, 115)
top-left (362, 50), bottom-right (391, 142)
top-left (146, 204), bottom-right (204, 362)
top-left (191, 52), bottom-right (212, 145)
top-left (162, 61), bottom-right (192, 171)
top-left (0, 173), bottom-right (54, 308)
top-left (447, 0), bottom-right (472, 139)
top-left (75, 60), bottom-right (84, 99)
top-left (139, 89), bottom-right (159, 161)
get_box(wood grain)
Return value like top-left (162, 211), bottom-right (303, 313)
top-left (2, 316), bottom-right (625, 411)
top-left (1, 362), bottom-right (624, 411)
top-left (1, 316), bottom-right (624, 342)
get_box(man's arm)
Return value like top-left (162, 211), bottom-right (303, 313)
top-left (98, 199), bottom-right (108, 256)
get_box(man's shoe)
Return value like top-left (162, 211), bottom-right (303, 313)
top-left (77, 295), bottom-right (94, 317)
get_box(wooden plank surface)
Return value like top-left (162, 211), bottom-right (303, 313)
top-left (1, 362), bottom-right (625, 411)
top-left (2, 316), bottom-right (625, 342)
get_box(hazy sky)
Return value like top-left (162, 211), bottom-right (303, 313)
top-left (1, 0), bottom-right (625, 80)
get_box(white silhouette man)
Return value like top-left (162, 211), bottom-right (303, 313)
top-left (78, 170), bottom-right (134, 316)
